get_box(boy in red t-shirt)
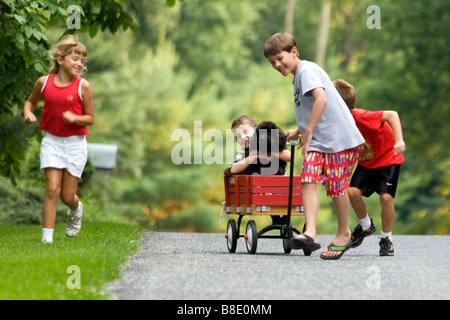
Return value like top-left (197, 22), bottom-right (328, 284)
top-left (334, 79), bottom-right (406, 256)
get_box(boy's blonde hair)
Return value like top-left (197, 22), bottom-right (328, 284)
top-left (264, 33), bottom-right (298, 58)
top-left (50, 35), bottom-right (87, 74)
top-left (333, 79), bottom-right (356, 110)
top-left (231, 115), bottom-right (257, 130)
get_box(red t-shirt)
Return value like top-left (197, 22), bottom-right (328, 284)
top-left (351, 108), bottom-right (404, 169)
top-left (39, 74), bottom-right (89, 137)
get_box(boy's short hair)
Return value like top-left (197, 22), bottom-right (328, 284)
top-left (333, 79), bottom-right (356, 110)
top-left (231, 115), bottom-right (257, 130)
top-left (264, 33), bottom-right (298, 58)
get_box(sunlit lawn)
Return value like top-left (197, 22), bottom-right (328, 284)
top-left (0, 222), bottom-right (142, 300)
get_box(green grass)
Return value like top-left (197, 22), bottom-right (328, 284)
top-left (0, 221), bottom-right (142, 300)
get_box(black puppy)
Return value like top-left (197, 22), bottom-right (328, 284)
top-left (250, 120), bottom-right (287, 155)
top-left (247, 121), bottom-right (287, 175)
top-left (224, 121), bottom-right (287, 176)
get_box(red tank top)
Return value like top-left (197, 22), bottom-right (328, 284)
top-left (39, 74), bottom-right (89, 137)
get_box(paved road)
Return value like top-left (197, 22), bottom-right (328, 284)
top-left (107, 232), bottom-right (450, 300)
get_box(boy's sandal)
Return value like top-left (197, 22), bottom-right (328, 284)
top-left (320, 241), bottom-right (352, 260)
top-left (289, 233), bottom-right (321, 251)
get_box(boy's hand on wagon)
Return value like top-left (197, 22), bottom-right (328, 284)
top-left (286, 129), bottom-right (300, 141)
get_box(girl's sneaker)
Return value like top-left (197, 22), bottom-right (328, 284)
top-left (379, 237), bottom-right (394, 256)
top-left (66, 202), bottom-right (83, 238)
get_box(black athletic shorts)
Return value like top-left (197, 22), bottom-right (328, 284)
top-left (350, 164), bottom-right (401, 198)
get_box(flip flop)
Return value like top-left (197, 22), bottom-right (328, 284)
top-left (289, 233), bottom-right (321, 252)
top-left (320, 241), bottom-right (352, 260)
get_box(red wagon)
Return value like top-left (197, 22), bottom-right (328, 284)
top-left (223, 142), bottom-right (309, 254)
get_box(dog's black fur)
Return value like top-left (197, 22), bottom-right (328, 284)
top-left (224, 121), bottom-right (287, 176)
top-left (250, 121), bottom-right (287, 155)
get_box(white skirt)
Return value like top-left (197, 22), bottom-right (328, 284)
top-left (40, 133), bottom-right (88, 178)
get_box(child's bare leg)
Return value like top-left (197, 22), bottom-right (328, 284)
top-left (322, 193), bottom-right (351, 257)
top-left (296, 182), bottom-right (318, 242)
top-left (61, 169), bottom-right (84, 238)
top-left (333, 193), bottom-right (352, 241)
top-left (60, 169), bottom-right (80, 210)
top-left (42, 168), bottom-right (63, 229)
top-left (379, 192), bottom-right (395, 233)
top-left (348, 187), bottom-right (367, 220)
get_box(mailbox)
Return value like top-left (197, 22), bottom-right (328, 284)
top-left (87, 143), bottom-right (118, 170)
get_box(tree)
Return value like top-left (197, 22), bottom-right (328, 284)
top-left (284, 0), bottom-right (295, 34)
top-left (0, 0), bottom-right (140, 185)
top-left (327, 0), bottom-right (449, 229)
top-left (315, 0), bottom-right (331, 67)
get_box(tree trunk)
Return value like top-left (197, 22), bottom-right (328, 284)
top-left (316, 1), bottom-right (331, 67)
top-left (285, 0), bottom-right (295, 34)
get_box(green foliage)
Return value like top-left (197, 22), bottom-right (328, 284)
top-left (1, 0), bottom-right (448, 234)
top-left (0, 0), bottom-right (140, 184)
top-left (351, 0), bottom-right (449, 170)
top-left (166, 0), bottom-right (176, 8)
top-left (326, 0), bottom-right (449, 233)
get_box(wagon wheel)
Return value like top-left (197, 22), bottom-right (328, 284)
top-left (226, 219), bottom-right (237, 253)
top-left (282, 223), bottom-right (293, 254)
top-left (245, 220), bottom-right (258, 254)
top-left (283, 238), bottom-right (292, 254)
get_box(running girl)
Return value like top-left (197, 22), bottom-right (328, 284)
top-left (24, 35), bottom-right (94, 243)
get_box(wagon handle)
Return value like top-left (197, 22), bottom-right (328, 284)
top-left (286, 139), bottom-right (300, 146)
top-left (285, 140), bottom-right (297, 230)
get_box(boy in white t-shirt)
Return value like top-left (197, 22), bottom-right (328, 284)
top-left (264, 33), bottom-right (364, 259)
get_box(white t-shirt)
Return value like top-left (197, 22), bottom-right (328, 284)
top-left (292, 60), bottom-right (364, 153)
